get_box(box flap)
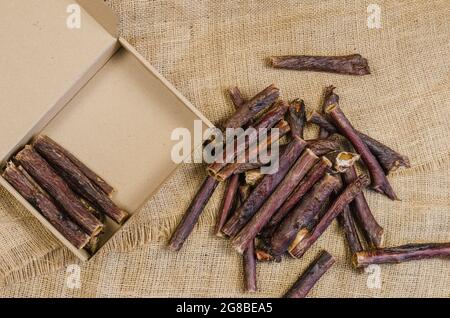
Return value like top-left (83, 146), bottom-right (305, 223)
top-left (0, 0), bottom-right (118, 163)
top-left (77, 0), bottom-right (118, 37)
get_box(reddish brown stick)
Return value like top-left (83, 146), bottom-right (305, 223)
top-left (228, 86), bottom-right (245, 109)
top-left (343, 166), bottom-right (384, 248)
top-left (214, 119), bottom-right (291, 182)
top-left (261, 157), bottom-right (332, 240)
top-left (326, 104), bottom-right (397, 200)
top-left (31, 136), bottom-right (113, 196)
top-left (307, 111), bottom-right (410, 174)
top-left (215, 174), bottom-right (239, 237)
top-left (169, 176), bottom-right (219, 251)
top-left (222, 84), bottom-right (279, 129)
top-left (283, 251), bottom-right (335, 298)
top-left (2, 163), bottom-right (90, 249)
top-left (286, 99), bottom-right (306, 139)
top-left (269, 54), bottom-right (370, 76)
top-left (216, 97), bottom-right (304, 181)
top-left (15, 146), bottom-right (103, 236)
top-left (236, 181), bottom-right (257, 292)
top-left (209, 101), bottom-right (289, 177)
top-left (353, 243), bottom-right (450, 268)
top-left (232, 149), bottom-right (319, 254)
top-left (270, 174), bottom-right (340, 257)
top-left (319, 86), bottom-right (339, 138)
top-left (33, 136), bottom-right (129, 224)
top-left (358, 131), bottom-right (411, 174)
top-left (231, 144), bottom-right (289, 174)
top-left (243, 240), bottom-right (257, 292)
top-left (338, 205), bottom-right (363, 255)
top-left (221, 138), bottom-right (307, 238)
top-left (289, 174), bottom-right (370, 258)
top-left (306, 135), bottom-right (342, 156)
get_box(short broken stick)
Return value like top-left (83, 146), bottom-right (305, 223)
top-left (283, 251), bottom-right (335, 298)
top-left (286, 99), bottom-right (306, 139)
top-left (353, 243), bottom-right (450, 268)
top-left (269, 54), bottom-right (371, 76)
top-left (169, 176), bottom-right (219, 251)
top-left (3, 163), bottom-right (90, 249)
top-left (15, 146), bottom-right (103, 236)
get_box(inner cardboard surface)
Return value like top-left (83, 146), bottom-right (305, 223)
top-left (0, 0), bottom-right (117, 162)
top-left (43, 47), bottom-right (203, 245)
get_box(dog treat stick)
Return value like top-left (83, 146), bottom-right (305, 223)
top-left (343, 166), bottom-right (384, 248)
top-left (215, 174), bottom-right (239, 237)
top-left (30, 136), bottom-right (113, 196)
top-left (228, 86), bottom-right (245, 109)
top-left (338, 205), bottom-right (363, 255)
top-left (306, 135), bottom-right (342, 156)
top-left (286, 99), bottom-right (306, 139)
top-left (223, 84), bottom-right (279, 129)
top-left (326, 104), bottom-right (397, 200)
top-left (33, 136), bottom-right (129, 224)
top-left (289, 174), bottom-right (370, 258)
top-left (269, 54), bottom-right (370, 76)
top-left (15, 147), bottom-right (103, 236)
top-left (319, 86), bottom-right (340, 138)
top-left (209, 101), bottom-right (289, 178)
top-left (232, 149), bottom-right (319, 254)
top-left (243, 240), bottom-right (257, 292)
top-left (236, 184), bottom-right (258, 292)
top-left (169, 176), bottom-right (219, 251)
top-left (283, 251), bottom-right (335, 298)
top-left (222, 138), bottom-right (307, 237)
top-left (353, 243), bottom-right (450, 268)
top-left (270, 174), bottom-right (340, 257)
top-left (214, 119), bottom-right (291, 182)
top-left (307, 111), bottom-right (410, 174)
top-left (261, 157), bottom-right (332, 239)
top-left (2, 163), bottom-right (90, 249)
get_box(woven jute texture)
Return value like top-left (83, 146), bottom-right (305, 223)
top-left (1, 0), bottom-right (449, 297)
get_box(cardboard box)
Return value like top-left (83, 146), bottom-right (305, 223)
top-left (0, 0), bottom-right (212, 260)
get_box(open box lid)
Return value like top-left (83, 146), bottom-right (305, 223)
top-left (0, 0), bottom-right (119, 162)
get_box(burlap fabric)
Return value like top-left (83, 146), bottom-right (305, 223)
top-left (1, 0), bottom-right (449, 297)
